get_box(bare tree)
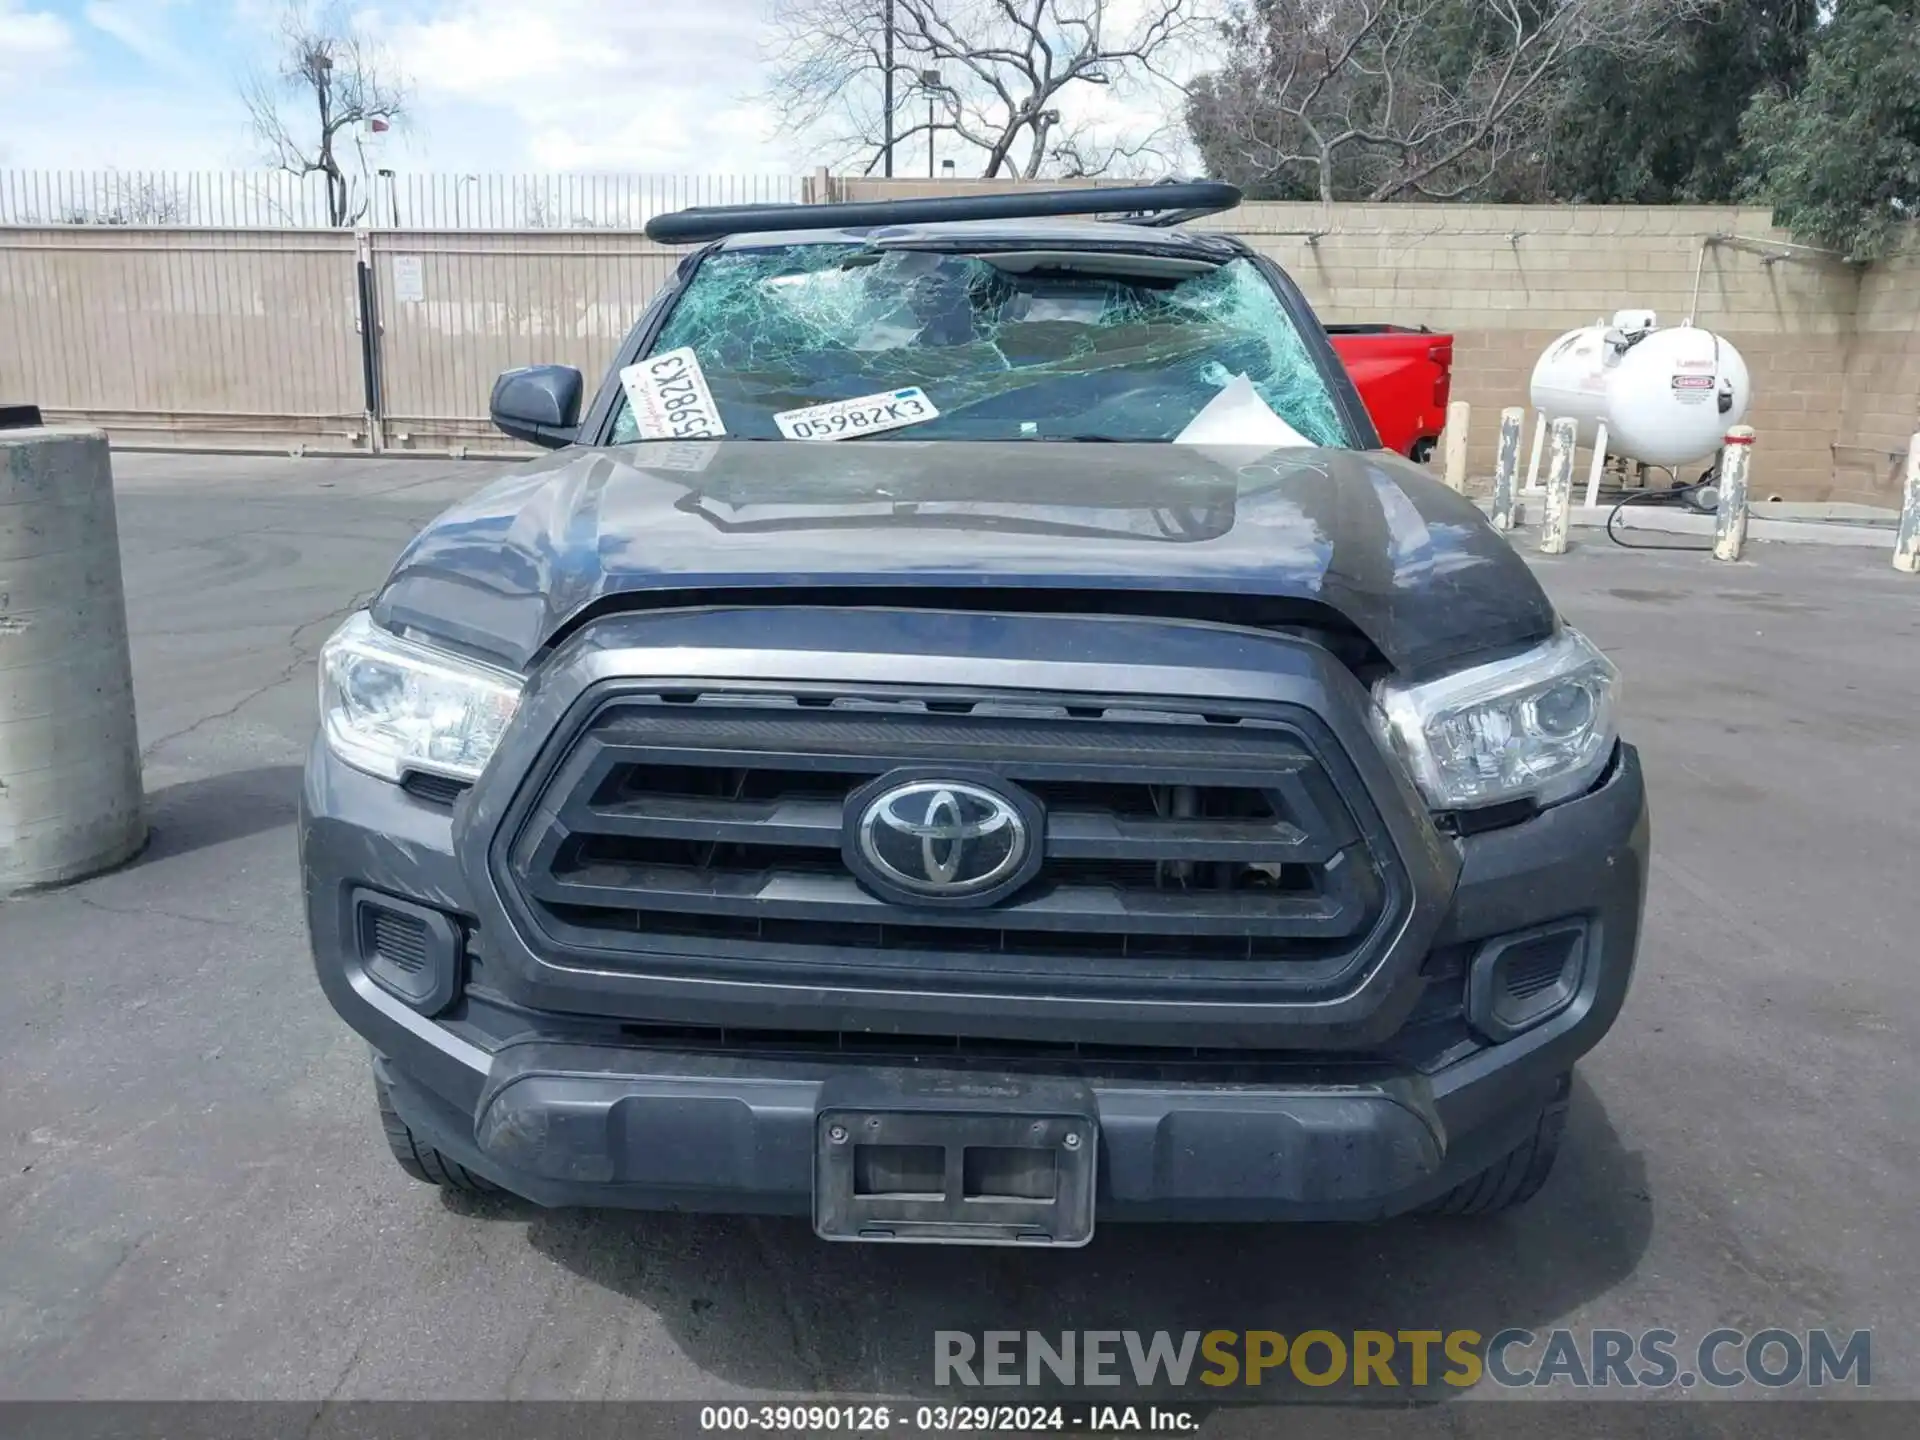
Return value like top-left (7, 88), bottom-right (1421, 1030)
top-left (521, 192), bottom-right (560, 229)
top-left (767, 0), bottom-right (1211, 180)
top-left (58, 174), bottom-right (188, 225)
top-left (242, 5), bottom-right (410, 227)
top-left (1189, 0), bottom-right (1716, 203)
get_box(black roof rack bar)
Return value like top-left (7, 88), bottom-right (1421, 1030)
top-left (1126, 206), bottom-right (1221, 229)
top-left (642, 181), bottom-right (1243, 245)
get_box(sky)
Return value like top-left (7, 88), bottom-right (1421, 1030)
top-left (0, 0), bottom-right (801, 174)
top-left (0, 1), bottom-right (1198, 181)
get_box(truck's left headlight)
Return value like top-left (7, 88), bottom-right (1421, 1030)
top-left (319, 611), bottom-right (523, 784)
top-left (1371, 628), bottom-right (1619, 812)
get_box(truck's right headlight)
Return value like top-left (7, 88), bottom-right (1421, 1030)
top-left (319, 612), bottom-right (523, 784)
top-left (1370, 628), bottom-right (1619, 812)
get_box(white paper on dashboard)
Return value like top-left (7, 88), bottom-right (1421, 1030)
top-left (1174, 374), bottom-right (1314, 447)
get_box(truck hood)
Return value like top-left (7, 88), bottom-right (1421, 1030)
top-left (372, 440), bottom-right (1555, 678)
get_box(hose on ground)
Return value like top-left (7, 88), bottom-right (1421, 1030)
top-left (1605, 467), bottom-right (1719, 551)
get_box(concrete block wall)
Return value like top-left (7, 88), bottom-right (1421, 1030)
top-left (1221, 202), bottom-right (1864, 498)
top-left (1832, 249), bottom-right (1920, 505)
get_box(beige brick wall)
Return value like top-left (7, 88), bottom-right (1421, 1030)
top-left (1832, 250), bottom-right (1920, 505)
top-left (1224, 202), bottom-right (1862, 497)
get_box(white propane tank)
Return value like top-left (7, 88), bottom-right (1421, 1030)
top-left (1529, 312), bottom-right (1752, 469)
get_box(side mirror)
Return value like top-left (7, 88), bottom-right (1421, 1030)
top-left (490, 365), bottom-right (584, 448)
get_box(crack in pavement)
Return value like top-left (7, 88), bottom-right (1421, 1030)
top-left (359, 467), bottom-right (511, 500)
top-left (139, 589), bottom-right (376, 766)
top-left (321, 1327), bottom-right (372, 1403)
top-left (69, 892), bottom-right (286, 937)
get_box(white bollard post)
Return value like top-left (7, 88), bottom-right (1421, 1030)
top-left (1893, 432), bottom-right (1920, 574)
top-left (1524, 411), bottom-right (1548, 494)
top-left (0, 426), bottom-right (146, 896)
top-left (1712, 426), bottom-right (1757, 562)
top-left (1540, 417), bottom-right (1578, 555)
top-left (1442, 400), bottom-right (1470, 493)
top-left (1584, 420), bottom-right (1609, 510)
top-left (1490, 406), bottom-right (1524, 531)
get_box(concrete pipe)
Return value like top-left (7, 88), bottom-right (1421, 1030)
top-left (1, 426), bottom-right (146, 896)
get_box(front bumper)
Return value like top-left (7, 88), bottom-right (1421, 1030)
top-left (302, 731), bottom-right (1647, 1223)
top-left (375, 1044), bottom-right (1562, 1223)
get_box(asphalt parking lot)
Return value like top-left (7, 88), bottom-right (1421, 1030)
top-left (2, 451), bottom-right (1916, 1408)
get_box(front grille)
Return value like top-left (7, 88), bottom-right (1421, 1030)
top-left (498, 687), bottom-right (1404, 1003)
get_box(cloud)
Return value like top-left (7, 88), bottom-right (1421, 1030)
top-left (380, 0), bottom-right (795, 173)
top-left (0, 83), bottom-right (257, 171)
top-left (0, 2), bottom-right (74, 81)
top-left (0, 0), bottom-right (1200, 181)
top-left (0, 1), bottom-right (259, 172)
top-left (82, 1), bottom-right (195, 75)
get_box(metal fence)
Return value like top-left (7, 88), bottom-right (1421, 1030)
top-left (0, 170), bottom-right (806, 230)
top-left (371, 229), bottom-right (684, 452)
top-left (1, 227), bottom-right (369, 449)
top-left (0, 223), bottom-right (692, 453)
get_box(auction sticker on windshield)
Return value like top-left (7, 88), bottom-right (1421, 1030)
top-left (620, 347), bottom-right (726, 440)
top-left (774, 387), bottom-right (940, 441)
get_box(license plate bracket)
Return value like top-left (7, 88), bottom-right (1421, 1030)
top-left (813, 1079), bottom-right (1097, 1247)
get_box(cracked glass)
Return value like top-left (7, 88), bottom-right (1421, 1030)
top-left (609, 244), bottom-right (1349, 446)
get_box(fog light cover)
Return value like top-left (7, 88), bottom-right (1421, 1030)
top-left (1467, 921), bottom-right (1588, 1041)
top-left (353, 891), bottom-right (462, 1014)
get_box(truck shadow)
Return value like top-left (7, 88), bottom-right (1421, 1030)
top-left (452, 1070), bottom-right (1650, 1402)
top-left (134, 763), bottom-right (304, 864)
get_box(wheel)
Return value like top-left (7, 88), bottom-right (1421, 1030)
top-left (1417, 1074), bottom-right (1570, 1216)
top-left (376, 1074), bottom-right (497, 1193)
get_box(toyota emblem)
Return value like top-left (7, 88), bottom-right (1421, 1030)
top-left (850, 777), bottom-right (1038, 904)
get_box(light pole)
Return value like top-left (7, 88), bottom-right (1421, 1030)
top-left (920, 69), bottom-right (942, 178)
top-left (454, 174), bottom-right (478, 229)
top-left (882, 0), bottom-right (895, 178)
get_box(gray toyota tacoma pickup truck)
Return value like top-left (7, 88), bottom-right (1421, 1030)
top-left (300, 183), bottom-right (1647, 1244)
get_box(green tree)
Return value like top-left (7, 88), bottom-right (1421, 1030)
top-left (1738, 3), bottom-right (1920, 257)
top-left (1534, 1), bottom-right (1819, 204)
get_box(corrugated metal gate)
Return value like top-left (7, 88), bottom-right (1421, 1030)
top-left (0, 225), bottom-right (690, 456)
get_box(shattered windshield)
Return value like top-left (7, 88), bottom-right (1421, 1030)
top-left (607, 244), bottom-right (1350, 446)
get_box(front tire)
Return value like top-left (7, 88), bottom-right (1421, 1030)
top-left (1417, 1074), bottom-right (1570, 1216)
top-left (376, 1074), bottom-right (497, 1194)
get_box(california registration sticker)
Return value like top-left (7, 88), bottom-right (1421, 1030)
top-left (774, 386), bottom-right (941, 441)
